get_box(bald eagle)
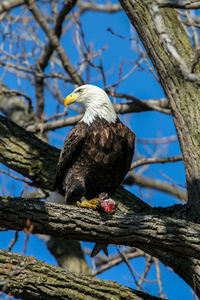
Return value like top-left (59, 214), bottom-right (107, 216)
top-left (50, 85), bottom-right (135, 208)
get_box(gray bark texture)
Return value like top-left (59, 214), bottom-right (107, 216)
top-left (0, 250), bottom-right (160, 300)
top-left (119, 0), bottom-right (200, 217)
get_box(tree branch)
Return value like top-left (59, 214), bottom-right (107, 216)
top-left (0, 250), bottom-right (160, 300)
top-left (0, 115), bottom-right (58, 189)
top-left (142, 243), bottom-right (200, 298)
top-left (158, 0), bottom-right (200, 9)
top-left (35, 0), bottom-right (78, 117)
top-left (91, 248), bottom-right (146, 276)
top-left (130, 155), bottom-right (182, 169)
top-left (25, 0), bottom-right (84, 86)
top-left (78, 2), bottom-right (122, 14)
top-left (26, 99), bottom-right (170, 133)
top-left (110, 93), bottom-right (170, 115)
top-left (114, 100), bottom-right (170, 115)
top-left (125, 173), bottom-right (187, 202)
top-left (0, 82), bottom-right (38, 127)
top-left (0, 197), bottom-right (199, 261)
top-left (0, 0), bottom-right (24, 14)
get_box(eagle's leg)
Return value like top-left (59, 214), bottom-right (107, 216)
top-left (77, 197), bottom-right (99, 210)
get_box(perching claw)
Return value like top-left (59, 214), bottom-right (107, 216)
top-left (77, 197), bottom-right (99, 210)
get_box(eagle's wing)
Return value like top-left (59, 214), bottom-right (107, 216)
top-left (53, 122), bottom-right (87, 191)
top-left (123, 127), bottom-right (136, 174)
top-left (117, 122), bottom-right (136, 185)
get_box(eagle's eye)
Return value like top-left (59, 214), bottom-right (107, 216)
top-left (77, 88), bottom-right (83, 95)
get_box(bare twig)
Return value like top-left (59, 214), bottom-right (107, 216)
top-left (137, 255), bottom-right (153, 291)
top-left (136, 136), bottom-right (177, 144)
top-left (23, 219), bottom-right (34, 255)
top-left (8, 231), bottom-right (19, 252)
top-left (110, 92), bottom-right (170, 114)
top-left (131, 155), bottom-right (182, 169)
top-left (34, 0), bottom-right (78, 117)
top-left (0, 168), bottom-right (32, 186)
top-left (154, 258), bottom-right (165, 298)
top-left (117, 247), bottom-right (139, 287)
top-left (90, 248), bottom-right (146, 276)
top-left (25, 0), bottom-right (84, 85)
top-left (159, 170), bottom-right (185, 188)
top-left (44, 108), bottom-right (68, 122)
top-left (108, 57), bottom-right (145, 89)
top-left (26, 114), bottom-right (83, 132)
top-left (158, 0), bottom-right (200, 9)
top-left (78, 2), bottom-right (122, 14)
top-left (124, 173), bottom-right (187, 202)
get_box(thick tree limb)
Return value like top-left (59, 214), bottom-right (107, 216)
top-left (27, 114), bottom-right (83, 132)
top-left (0, 197), bottom-right (199, 261)
top-left (0, 250), bottom-right (160, 300)
top-left (0, 115), bottom-right (58, 189)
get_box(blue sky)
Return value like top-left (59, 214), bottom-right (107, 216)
top-left (0, 2), bottom-right (192, 300)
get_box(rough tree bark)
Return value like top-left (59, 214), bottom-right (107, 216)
top-left (119, 0), bottom-right (200, 217)
top-left (0, 197), bottom-right (199, 261)
top-left (0, 250), bottom-right (160, 300)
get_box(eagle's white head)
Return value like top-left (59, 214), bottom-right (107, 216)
top-left (64, 84), bottom-right (117, 125)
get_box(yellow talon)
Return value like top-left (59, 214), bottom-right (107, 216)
top-left (77, 197), bottom-right (98, 210)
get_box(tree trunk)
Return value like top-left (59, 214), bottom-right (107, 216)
top-left (119, 0), bottom-right (200, 217)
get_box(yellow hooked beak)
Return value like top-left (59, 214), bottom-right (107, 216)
top-left (64, 92), bottom-right (79, 107)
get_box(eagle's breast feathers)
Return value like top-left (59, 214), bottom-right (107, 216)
top-left (54, 117), bottom-right (135, 203)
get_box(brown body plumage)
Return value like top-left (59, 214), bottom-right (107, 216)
top-left (53, 117), bottom-right (135, 204)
